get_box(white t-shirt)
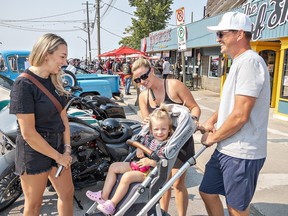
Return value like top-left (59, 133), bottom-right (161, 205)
top-left (217, 50), bottom-right (270, 159)
top-left (162, 61), bottom-right (170, 75)
top-left (66, 65), bottom-right (76, 74)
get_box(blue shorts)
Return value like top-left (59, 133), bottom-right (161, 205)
top-left (199, 149), bottom-right (265, 211)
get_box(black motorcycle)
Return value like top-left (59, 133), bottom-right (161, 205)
top-left (0, 98), bottom-right (141, 211)
top-left (67, 87), bottom-right (126, 120)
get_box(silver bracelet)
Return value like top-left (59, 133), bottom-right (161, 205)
top-left (191, 115), bottom-right (199, 121)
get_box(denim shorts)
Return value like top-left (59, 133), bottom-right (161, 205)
top-left (199, 149), bottom-right (265, 211)
top-left (15, 132), bottom-right (64, 175)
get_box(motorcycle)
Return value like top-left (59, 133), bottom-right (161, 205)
top-left (0, 97), bottom-right (142, 211)
top-left (67, 86), bottom-right (126, 121)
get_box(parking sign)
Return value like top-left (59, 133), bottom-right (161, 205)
top-left (177, 26), bottom-right (187, 51)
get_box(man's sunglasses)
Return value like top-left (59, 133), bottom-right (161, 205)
top-left (216, 30), bottom-right (238, 39)
top-left (134, 68), bottom-right (151, 83)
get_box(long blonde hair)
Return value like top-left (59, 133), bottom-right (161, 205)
top-left (29, 33), bottom-right (68, 95)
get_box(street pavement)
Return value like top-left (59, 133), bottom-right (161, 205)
top-left (2, 86), bottom-right (288, 215)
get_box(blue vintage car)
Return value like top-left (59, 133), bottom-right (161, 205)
top-left (0, 50), bottom-right (121, 99)
top-left (0, 50), bottom-right (30, 80)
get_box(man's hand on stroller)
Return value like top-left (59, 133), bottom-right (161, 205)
top-left (196, 125), bottom-right (206, 134)
top-left (201, 131), bottom-right (217, 147)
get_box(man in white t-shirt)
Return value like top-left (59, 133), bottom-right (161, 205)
top-left (162, 58), bottom-right (170, 79)
top-left (199, 12), bottom-right (270, 216)
top-left (66, 58), bottom-right (77, 74)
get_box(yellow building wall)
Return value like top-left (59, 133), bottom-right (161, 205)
top-left (250, 41), bottom-right (281, 108)
top-left (274, 38), bottom-right (288, 120)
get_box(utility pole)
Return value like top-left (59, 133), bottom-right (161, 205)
top-left (77, 36), bottom-right (88, 66)
top-left (86, 1), bottom-right (92, 64)
top-left (96, 0), bottom-right (101, 58)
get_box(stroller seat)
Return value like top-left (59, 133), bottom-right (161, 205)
top-left (85, 104), bottom-right (198, 216)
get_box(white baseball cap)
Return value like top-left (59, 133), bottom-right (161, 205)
top-left (207, 12), bottom-right (252, 32)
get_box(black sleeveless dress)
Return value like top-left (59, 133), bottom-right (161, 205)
top-left (147, 80), bottom-right (195, 168)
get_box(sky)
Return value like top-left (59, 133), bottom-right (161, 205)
top-left (0, 0), bottom-right (207, 60)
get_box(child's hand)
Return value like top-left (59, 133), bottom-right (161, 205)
top-left (137, 157), bottom-right (155, 167)
top-left (136, 148), bottom-right (144, 158)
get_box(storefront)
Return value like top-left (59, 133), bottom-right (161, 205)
top-left (142, 0), bottom-right (288, 120)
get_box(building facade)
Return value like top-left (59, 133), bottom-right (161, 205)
top-left (141, 0), bottom-right (288, 121)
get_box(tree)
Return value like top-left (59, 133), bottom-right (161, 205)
top-left (119, 0), bottom-right (173, 49)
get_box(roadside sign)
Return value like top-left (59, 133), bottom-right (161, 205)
top-left (177, 26), bottom-right (187, 51)
top-left (176, 7), bottom-right (185, 26)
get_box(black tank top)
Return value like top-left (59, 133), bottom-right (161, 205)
top-left (147, 79), bottom-right (182, 113)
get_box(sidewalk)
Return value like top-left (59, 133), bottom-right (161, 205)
top-left (122, 86), bottom-right (288, 216)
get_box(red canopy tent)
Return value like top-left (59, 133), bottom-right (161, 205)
top-left (98, 46), bottom-right (145, 57)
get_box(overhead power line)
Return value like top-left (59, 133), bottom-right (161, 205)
top-left (0, 9), bottom-right (84, 22)
top-left (100, 26), bottom-right (123, 38)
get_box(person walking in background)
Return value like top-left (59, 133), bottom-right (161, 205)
top-left (199, 12), bottom-right (270, 216)
top-left (9, 33), bottom-right (74, 216)
top-left (86, 105), bottom-right (173, 215)
top-left (162, 57), bottom-right (170, 79)
top-left (132, 58), bottom-right (201, 216)
top-left (105, 58), bottom-right (113, 75)
top-left (66, 58), bottom-right (76, 74)
top-left (122, 58), bottom-right (133, 95)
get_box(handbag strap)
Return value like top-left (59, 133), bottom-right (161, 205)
top-left (19, 73), bottom-right (63, 114)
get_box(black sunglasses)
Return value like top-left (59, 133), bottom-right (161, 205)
top-left (216, 30), bottom-right (238, 39)
top-left (134, 68), bottom-right (151, 83)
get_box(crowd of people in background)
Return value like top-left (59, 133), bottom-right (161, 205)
top-left (65, 56), bottom-right (176, 95)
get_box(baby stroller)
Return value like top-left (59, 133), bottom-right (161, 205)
top-left (85, 104), bottom-right (206, 216)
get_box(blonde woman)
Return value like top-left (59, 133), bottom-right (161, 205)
top-left (9, 33), bottom-right (74, 216)
top-left (132, 58), bottom-right (201, 216)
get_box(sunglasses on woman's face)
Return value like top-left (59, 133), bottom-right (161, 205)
top-left (134, 68), bottom-right (151, 83)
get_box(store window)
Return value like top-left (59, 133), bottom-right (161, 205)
top-left (220, 57), bottom-right (232, 76)
top-left (281, 49), bottom-right (288, 98)
top-left (0, 55), bottom-right (6, 71)
top-left (208, 55), bottom-right (220, 78)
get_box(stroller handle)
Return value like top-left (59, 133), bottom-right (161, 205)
top-left (126, 139), bottom-right (153, 156)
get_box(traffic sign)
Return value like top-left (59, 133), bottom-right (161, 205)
top-left (176, 7), bottom-right (185, 26)
top-left (177, 26), bottom-right (187, 51)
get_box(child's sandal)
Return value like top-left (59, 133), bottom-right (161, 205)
top-left (86, 190), bottom-right (105, 204)
top-left (97, 200), bottom-right (116, 215)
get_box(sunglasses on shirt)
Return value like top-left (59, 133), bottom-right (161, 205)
top-left (216, 30), bottom-right (238, 39)
top-left (134, 68), bottom-right (151, 83)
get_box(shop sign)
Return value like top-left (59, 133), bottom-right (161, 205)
top-left (243, 0), bottom-right (288, 40)
top-left (149, 29), bottom-right (172, 51)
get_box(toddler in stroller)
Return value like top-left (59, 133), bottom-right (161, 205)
top-left (85, 103), bottom-right (200, 216)
top-left (86, 104), bottom-right (173, 215)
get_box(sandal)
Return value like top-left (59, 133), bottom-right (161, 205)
top-left (86, 190), bottom-right (105, 204)
top-left (97, 200), bottom-right (116, 215)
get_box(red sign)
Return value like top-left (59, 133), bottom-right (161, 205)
top-left (176, 7), bottom-right (185, 26)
